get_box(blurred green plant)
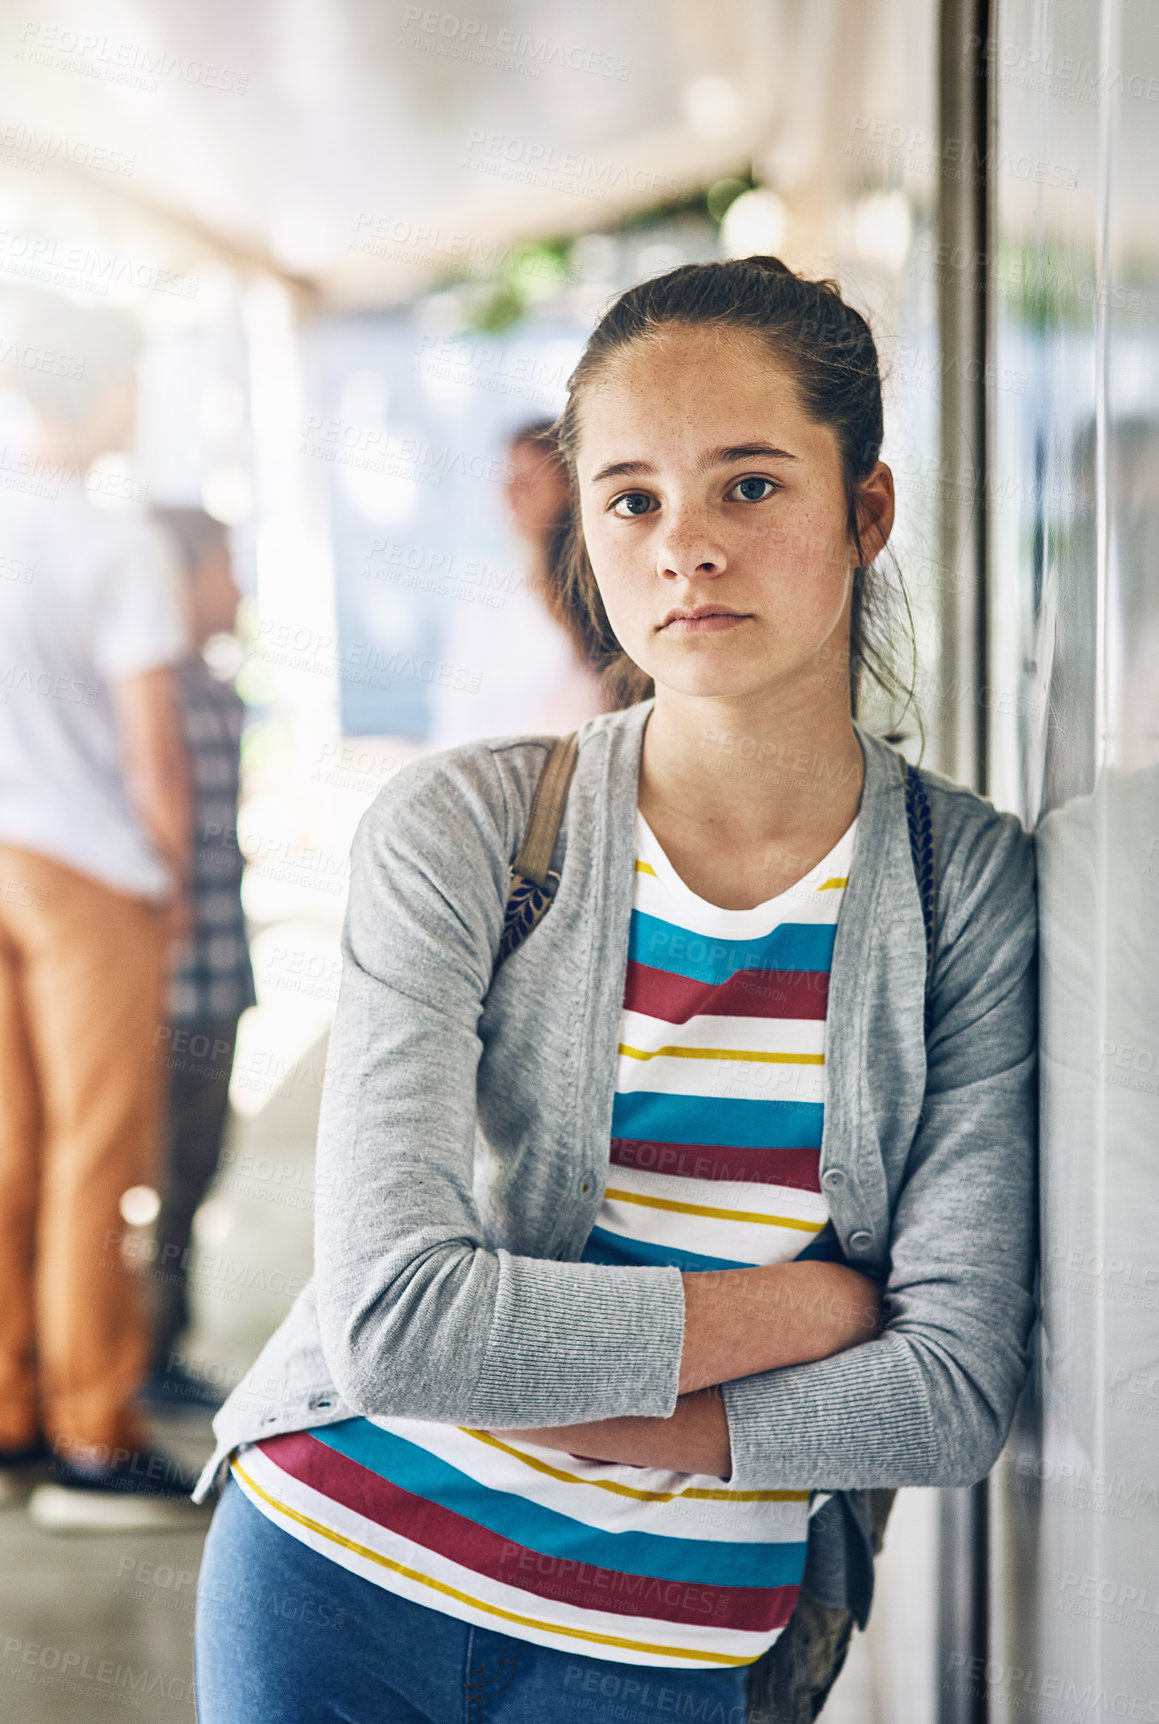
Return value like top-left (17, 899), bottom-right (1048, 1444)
top-left (456, 170), bottom-right (757, 333)
top-left (465, 240), bottom-right (573, 333)
top-left (705, 174), bottom-right (755, 223)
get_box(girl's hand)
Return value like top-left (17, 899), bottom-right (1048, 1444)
top-left (492, 1387), bottom-right (733, 1479)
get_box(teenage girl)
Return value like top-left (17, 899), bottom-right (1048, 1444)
top-left (194, 258), bottom-right (1037, 1724)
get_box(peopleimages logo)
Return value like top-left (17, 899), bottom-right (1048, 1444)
top-left (16, 21), bottom-right (249, 93)
top-left (0, 230), bottom-right (199, 298)
top-left (0, 663), bottom-right (98, 706)
top-left (398, 7), bottom-right (631, 81)
top-left (0, 123), bottom-right (135, 175)
top-left (962, 32), bottom-right (1159, 103)
top-left (944, 1652), bottom-right (1159, 1721)
top-left (0, 334), bottom-right (85, 378)
top-left (1, 1635), bottom-right (198, 1706)
top-left (462, 130), bottom-right (687, 200)
top-left (846, 115), bottom-right (1078, 189)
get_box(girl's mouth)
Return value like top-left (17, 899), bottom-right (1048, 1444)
top-left (661, 611), bottom-right (748, 635)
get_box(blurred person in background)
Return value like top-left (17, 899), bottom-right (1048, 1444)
top-left (141, 509), bottom-right (254, 1412)
top-left (0, 295), bottom-right (201, 1528)
top-left (503, 418), bottom-right (606, 728)
top-left (428, 419), bottom-right (605, 748)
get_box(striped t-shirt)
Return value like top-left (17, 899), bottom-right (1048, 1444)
top-left (233, 809), bottom-right (856, 1670)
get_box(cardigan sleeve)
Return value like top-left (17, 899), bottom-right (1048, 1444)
top-left (721, 806), bottom-right (1038, 1491)
top-left (312, 746), bottom-right (686, 1429)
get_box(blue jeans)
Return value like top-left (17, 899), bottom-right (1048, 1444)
top-left (195, 1474), bottom-right (752, 1724)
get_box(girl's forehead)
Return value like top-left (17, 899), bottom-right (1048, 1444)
top-left (593, 324), bottom-right (790, 388)
top-left (574, 331), bottom-right (815, 460)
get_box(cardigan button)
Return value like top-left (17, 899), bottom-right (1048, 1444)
top-left (821, 1168), bottom-right (847, 1191)
top-left (848, 1230), bottom-right (873, 1252)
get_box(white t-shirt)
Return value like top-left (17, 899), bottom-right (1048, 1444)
top-left (0, 486), bottom-right (189, 899)
top-left (428, 564), bottom-right (603, 749)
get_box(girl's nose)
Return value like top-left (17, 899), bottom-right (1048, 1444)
top-left (653, 510), bottom-right (728, 582)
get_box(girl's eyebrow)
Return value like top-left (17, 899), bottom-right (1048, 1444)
top-left (589, 457), bottom-right (653, 484)
top-left (709, 443), bottom-right (800, 469)
top-left (589, 443), bottom-right (800, 485)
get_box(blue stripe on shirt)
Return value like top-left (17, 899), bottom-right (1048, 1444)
top-left (627, 910), bottom-right (837, 986)
top-left (611, 1090), bottom-right (824, 1151)
top-left (581, 1226), bottom-right (755, 1273)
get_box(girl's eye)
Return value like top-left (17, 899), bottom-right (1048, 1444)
top-left (729, 476), bottom-right (777, 503)
top-left (611, 492), bottom-right (655, 518)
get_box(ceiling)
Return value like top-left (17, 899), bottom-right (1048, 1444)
top-left (0, 0), bottom-right (789, 307)
top-left (0, 0), bottom-right (946, 310)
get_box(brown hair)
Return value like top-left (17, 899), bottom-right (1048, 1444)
top-left (550, 255), bottom-right (917, 725)
top-left (505, 419), bottom-right (604, 674)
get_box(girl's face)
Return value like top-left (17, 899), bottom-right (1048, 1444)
top-left (575, 325), bottom-right (893, 708)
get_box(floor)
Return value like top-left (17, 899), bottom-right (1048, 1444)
top-left (0, 1410), bottom-right (213, 1722)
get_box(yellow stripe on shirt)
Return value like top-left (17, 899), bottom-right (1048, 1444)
top-left (461, 1428), bottom-right (810, 1504)
top-left (618, 1043), bottom-right (825, 1066)
top-left (603, 1187), bottom-right (825, 1232)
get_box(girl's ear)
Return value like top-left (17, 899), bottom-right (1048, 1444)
top-left (853, 462), bottom-right (895, 565)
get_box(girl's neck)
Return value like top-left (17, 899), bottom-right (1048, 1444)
top-left (637, 685), bottom-right (864, 852)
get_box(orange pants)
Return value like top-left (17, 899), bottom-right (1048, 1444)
top-left (0, 844), bottom-right (167, 1458)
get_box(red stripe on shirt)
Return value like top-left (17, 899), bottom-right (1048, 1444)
top-left (624, 962), bottom-right (829, 1023)
top-left (257, 1432), bottom-right (797, 1634)
top-left (609, 1139), bottom-right (822, 1193)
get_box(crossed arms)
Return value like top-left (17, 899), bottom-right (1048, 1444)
top-left (493, 1260), bottom-right (883, 1477)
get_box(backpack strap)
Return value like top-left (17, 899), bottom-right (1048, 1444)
top-left (496, 732), bottom-right (580, 968)
top-left (903, 760), bottom-right (937, 1039)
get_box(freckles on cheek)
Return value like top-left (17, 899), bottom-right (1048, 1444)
top-left (773, 528), bottom-right (816, 581)
top-left (775, 516), bottom-right (851, 587)
top-left (756, 521), bottom-right (825, 589)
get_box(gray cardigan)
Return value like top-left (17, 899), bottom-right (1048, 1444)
top-left (194, 699), bottom-right (1037, 1626)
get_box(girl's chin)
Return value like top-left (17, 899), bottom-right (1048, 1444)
top-left (649, 670), bottom-right (774, 702)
